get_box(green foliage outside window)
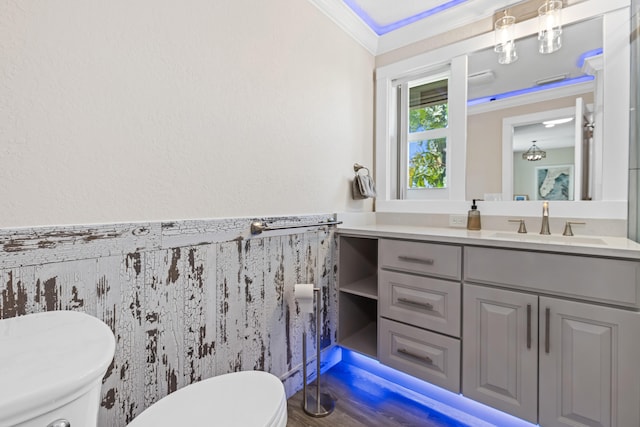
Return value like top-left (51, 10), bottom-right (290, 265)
top-left (409, 103), bottom-right (448, 132)
top-left (408, 103), bottom-right (448, 189)
top-left (409, 138), bottom-right (447, 188)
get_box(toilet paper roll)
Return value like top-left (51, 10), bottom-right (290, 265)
top-left (294, 283), bottom-right (315, 314)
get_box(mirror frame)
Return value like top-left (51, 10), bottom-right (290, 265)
top-left (374, 0), bottom-right (630, 219)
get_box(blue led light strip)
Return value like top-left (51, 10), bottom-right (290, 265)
top-left (468, 75), bottom-right (595, 106)
top-left (343, 0), bottom-right (469, 36)
top-left (340, 347), bottom-right (537, 427)
top-left (577, 48), bottom-right (603, 68)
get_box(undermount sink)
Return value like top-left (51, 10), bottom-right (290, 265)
top-left (490, 232), bottom-right (607, 246)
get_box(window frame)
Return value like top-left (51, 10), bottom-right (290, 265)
top-left (376, 55), bottom-right (468, 207)
top-left (399, 71), bottom-right (451, 200)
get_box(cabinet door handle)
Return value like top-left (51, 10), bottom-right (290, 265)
top-left (526, 304), bottom-right (532, 350)
top-left (545, 307), bottom-right (551, 354)
top-left (398, 348), bottom-right (433, 364)
top-left (397, 297), bottom-right (434, 311)
top-left (397, 255), bottom-right (435, 265)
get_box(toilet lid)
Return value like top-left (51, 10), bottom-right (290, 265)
top-left (127, 371), bottom-right (287, 427)
top-left (0, 311), bottom-right (116, 425)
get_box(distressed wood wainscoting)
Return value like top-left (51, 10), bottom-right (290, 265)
top-left (0, 215), bottom-right (338, 427)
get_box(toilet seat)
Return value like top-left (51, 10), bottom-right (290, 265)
top-left (127, 371), bottom-right (287, 427)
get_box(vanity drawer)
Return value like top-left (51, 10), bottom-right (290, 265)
top-left (379, 270), bottom-right (460, 337)
top-left (464, 246), bottom-right (640, 308)
top-left (379, 239), bottom-right (461, 280)
top-left (379, 318), bottom-right (460, 393)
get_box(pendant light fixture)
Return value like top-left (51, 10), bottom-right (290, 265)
top-left (523, 140), bottom-right (547, 161)
top-left (494, 11), bottom-right (518, 64)
top-left (538, 0), bottom-right (563, 54)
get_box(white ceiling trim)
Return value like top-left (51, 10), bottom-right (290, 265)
top-left (307, 0), bottom-right (379, 54)
top-left (375, 0), bottom-right (519, 54)
top-left (308, 0), bottom-right (527, 55)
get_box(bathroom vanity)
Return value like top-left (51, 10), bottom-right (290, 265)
top-left (336, 224), bottom-right (640, 427)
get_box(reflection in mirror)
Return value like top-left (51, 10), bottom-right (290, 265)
top-left (512, 106), bottom-right (578, 201)
top-left (466, 17), bottom-right (602, 202)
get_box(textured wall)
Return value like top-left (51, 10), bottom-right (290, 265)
top-left (0, 215), bottom-right (338, 427)
top-left (0, 0), bottom-right (374, 228)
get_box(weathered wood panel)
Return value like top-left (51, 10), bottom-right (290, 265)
top-left (0, 267), bottom-right (34, 318)
top-left (215, 240), bottom-right (246, 374)
top-left (243, 238), bottom-right (267, 371)
top-left (33, 259), bottom-right (98, 316)
top-left (160, 215), bottom-right (334, 248)
top-left (143, 248), bottom-right (186, 406)
top-left (321, 229), bottom-right (338, 347)
top-left (0, 216), bottom-right (339, 427)
top-left (263, 235), bottom-right (288, 377)
top-left (183, 245), bottom-right (217, 384)
top-left (0, 223), bottom-right (161, 269)
top-left (96, 252), bottom-right (146, 427)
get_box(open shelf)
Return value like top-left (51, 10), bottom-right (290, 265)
top-left (340, 275), bottom-right (378, 300)
top-left (339, 286), bottom-right (378, 359)
top-left (338, 235), bottom-right (379, 359)
top-left (340, 322), bottom-right (377, 358)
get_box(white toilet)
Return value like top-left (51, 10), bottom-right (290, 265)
top-left (0, 310), bottom-right (116, 427)
top-left (126, 370), bottom-right (288, 427)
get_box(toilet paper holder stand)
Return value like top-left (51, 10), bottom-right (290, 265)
top-left (301, 287), bottom-right (335, 417)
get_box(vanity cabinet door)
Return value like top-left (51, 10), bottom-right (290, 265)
top-left (462, 284), bottom-right (539, 424)
top-left (539, 297), bottom-right (640, 427)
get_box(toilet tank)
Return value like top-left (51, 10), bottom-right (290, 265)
top-left (0, 311), bottom-right (116, 427)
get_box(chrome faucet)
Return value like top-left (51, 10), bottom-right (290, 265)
top-left (540, 201), bottom-right (550, 235)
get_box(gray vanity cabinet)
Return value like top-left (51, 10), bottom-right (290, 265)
top-left (538, 297), bottom-right (640, 427)
top-left (378, 239), bottom-right (462, 393)
top-left (463, 246), bottom-right (640, 427)
top-left (462, 284), bottom-right (539, 424)
top-left (337, 232), bottom-right (640, 427)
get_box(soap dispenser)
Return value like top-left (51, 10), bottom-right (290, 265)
top-left (467, 199), bottom-right (482, 230)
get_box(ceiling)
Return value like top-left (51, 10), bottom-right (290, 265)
top-left (467, 16), bottom-right (602, 101)
top-left (308, 0), bottom-right (526, 54)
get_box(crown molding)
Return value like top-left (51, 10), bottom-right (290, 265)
top-left (307, 0), bottom-right (379, 54)
top-left (309, 0), bottom-right (524, 55)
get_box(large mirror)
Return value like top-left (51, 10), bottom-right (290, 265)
top-left (374, 1), bottom-right (629, 217)
top-left (466, 16), bottom-right (604, 202)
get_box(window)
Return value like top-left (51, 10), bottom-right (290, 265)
top-left (408, 76), bottom-right (449, 190)
top-left (375, 55), bottom-right (467, 206)
top-left (397, 72), bottom-right (451, 199)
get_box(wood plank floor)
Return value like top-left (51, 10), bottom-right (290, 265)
top-left (286, 362), bottom-right (471, 427)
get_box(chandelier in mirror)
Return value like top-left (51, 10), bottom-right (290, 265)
top-left (523, 140), bottom-right (547, 161)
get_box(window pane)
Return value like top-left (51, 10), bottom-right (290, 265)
top-left (408, 138), bottom-right (447, 189)
top-left (409, 79), bottom-right (448, 133)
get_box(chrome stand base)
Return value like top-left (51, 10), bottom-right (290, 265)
top-left (300, 287), bottom-right (336, 418)
top-left (303, 386), bottom-right (335, 417)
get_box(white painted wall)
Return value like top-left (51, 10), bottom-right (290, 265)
top-left (0, 0), bottom-right (374, 227)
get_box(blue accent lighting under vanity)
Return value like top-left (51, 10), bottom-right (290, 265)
top-left (343, 0), bottom-right (469, 36)
top-left (339, 347), bottom-right (538, 427)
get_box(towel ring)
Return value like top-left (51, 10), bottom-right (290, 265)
top-left (353, 163), bottom-right (370, 175)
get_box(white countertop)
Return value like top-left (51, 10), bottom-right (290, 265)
top-left (337, 224), bottom-right (640, 259)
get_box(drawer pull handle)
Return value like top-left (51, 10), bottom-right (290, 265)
top-left (398, 348), bottom-right (433, 364)
top-left (397, 256), bottom-right (435, 266)
top-left (47, 420), bottom-right (71, 427)
top-left (398, 297), bottom-right (434, 311)
top-left (526, 304), bottom-right (532, 350)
